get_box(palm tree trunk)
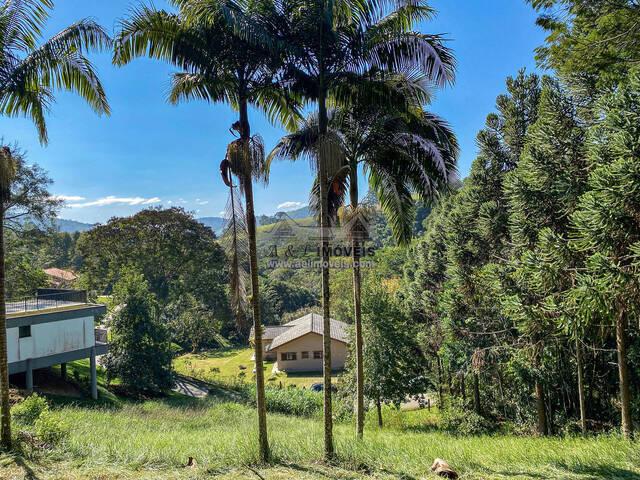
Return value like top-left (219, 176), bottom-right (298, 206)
top-left (349, 159), bottom-right (364, 439)
top-left (318, 83), bottom-right (334, 459)
top-left (239, 98), bottom-right (269, 461)
top-left (535, 380), bottom-right (548, 436)
top-left (575, 336), bottom-right (586, 436)
top-left (615, 304), bottom-right (633, 439)
top-left (0, 199), bottom-right (10, 450)
top-left (436, 354), bottom-right (443, 408)
top-left (473, 372), bottom-right (481, 415)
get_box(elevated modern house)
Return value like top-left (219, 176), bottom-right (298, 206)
top-left (250, 313), bottom-right (350, 373)
top-left (6, 289), bottom-right (107, 399)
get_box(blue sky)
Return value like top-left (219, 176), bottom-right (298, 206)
top-left (1, 1), bottom-right (547, 224)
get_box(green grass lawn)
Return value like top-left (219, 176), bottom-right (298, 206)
top-left (1, 395), bottom-right (639, 480)
top-left (174, 347), bottom-right (335, 389)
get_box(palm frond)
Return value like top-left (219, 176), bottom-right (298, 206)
top-left (365, 32), bottom-right (456, 87)
top-left (226, 134), bottom-right (268, 190)
top-left (0, 0), bottom-right (52, 51)
top-left (113, 5), bottom-right (205, 68)
top-left (0, 81), bottom-right (52, 143)
top-left (220, 181), bottom-right (250, 335)
top-left (309, 164), bottom-right (351, 226)
top-left (367, 163), bottom-right (415, 246)
top-left (168, 72), bottom-right (236, 106)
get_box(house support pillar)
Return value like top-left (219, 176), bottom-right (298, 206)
top-left (25, 359), bottom-right (33, 392)
top-left (60, 363), bottom-right (67, 380)
top-left (90, 347), bottom-right (97, 400)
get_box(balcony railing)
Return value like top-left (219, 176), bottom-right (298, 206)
top-left (6, 290), bottom-right (88, 315)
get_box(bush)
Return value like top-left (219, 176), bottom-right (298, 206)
top-left (34, 410), bottom-right (70, 445)
top-left (11, 394), bottom-right (48, 425)
top-left (439, 400), bottom-right (490, 436)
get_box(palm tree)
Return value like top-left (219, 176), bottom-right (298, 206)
top-left (0, 0), bottom-right (110, 450)
top-left (234, 0), bottom-right (455, 452)
top-left (114, 3), bottom-right (299, 461)
top-left (270, 96), bottom-right (458, 437)
top-left (0, 147), bottom-right (16, 450)
top-left (128, 0), bottom-right (453, 457)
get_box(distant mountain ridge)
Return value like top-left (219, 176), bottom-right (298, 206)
top-left (54, 204), bottom-right (311, 234)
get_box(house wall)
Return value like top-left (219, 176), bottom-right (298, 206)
top-left (7, 316), bottom-right (95, 363)
top-left (273, 332), bottom-right (348, 373)
top-left (251, 338), bottom-right (278, 361)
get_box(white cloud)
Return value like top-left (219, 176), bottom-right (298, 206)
top-left (167, 200), bottom-right (173, 205)
top-left (53, 195), bottom-right (86, 202)
top-left (195, 199), bottom-right (209, 205)
top-left (67, 196), bottom-right (162, 208)
top-left (277, 201), bottom-right (304, 211)
top-left (219, 210), bottom-right (228, 216)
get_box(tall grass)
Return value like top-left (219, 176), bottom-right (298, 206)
top-left (38, 397), bottom-right (640, 480)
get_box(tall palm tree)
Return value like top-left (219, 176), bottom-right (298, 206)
top-left (114, 3), bottom-right (299, 461)
top-left (0, 0), bottom-right (110, 450)
top-left (140, 0), bottom-right (453, 457)
top-left (230, 0), bottom-right (455, 453)
top-left (0, 147), bottom-right (16, 451)
top-left (270, 96), bottom-right (458, 437)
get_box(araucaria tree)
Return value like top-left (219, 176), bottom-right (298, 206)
top-left (571, 71), bottom-right (640, 439)
top-left (0, 0), bottom-right (110, 450)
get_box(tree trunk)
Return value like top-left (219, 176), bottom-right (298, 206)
top-left (239, 98), bottom-right (269, 462)
top-left (473, 372), bottom-right (481, 415)
top-left (535, 380), bottom-right (548, 436)
top-left (436, 354), bottom-right (443, 408)
top-left (376, 396), bottom-right (383, 427)
top-left (461, 373), bottom-right (466, 406)
top-left (497, 368), bottom-right (507, 420)
top-left (349, 159), bottom-right (364, 439)
top-left (0, 200), bottom-right (10, 450)
top-left (318, 83), bottom-right (333, 459)
top-left (576, 336), bottom-right (586, 436)
top-left (615, 306), bottom-right (633, 439)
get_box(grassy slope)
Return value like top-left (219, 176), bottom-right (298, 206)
top-left (1, 395), bottom-right (639, 480)
top-left (174, 348), bottom-right (332, 389)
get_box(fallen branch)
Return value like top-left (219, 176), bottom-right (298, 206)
top-left (246, 465), bottom-right (266, 480)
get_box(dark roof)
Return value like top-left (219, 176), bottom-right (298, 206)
top-left (250, 324), bottom-right (292, 340)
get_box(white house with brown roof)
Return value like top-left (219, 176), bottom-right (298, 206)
top-left (250, 313), bottom-right (350, 373)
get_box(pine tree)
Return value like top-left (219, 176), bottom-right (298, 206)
top-left (503, 79), bottom-right (589, 434)
top-left (571, 70), bottom-right (640, 438)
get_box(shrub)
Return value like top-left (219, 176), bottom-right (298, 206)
top-left (439, 401), bottom-right (490, 436)
top-left (34, 410), bottom-right (70, 445)
top-left (11, 394), bottom-right (48, 425)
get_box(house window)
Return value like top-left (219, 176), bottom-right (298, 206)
top-left (19, 326), bottom-right (31, 339)
top-left (301, 351), bottom-right (309, 359)
top-left (313, 351), bottom-right (323, 359)
top-left (281, 352), bottom-right (297, 361)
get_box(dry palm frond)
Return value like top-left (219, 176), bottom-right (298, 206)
top-left (219, 160), bottom-right (250, 335)
top-left (226, 134), bottom-right (268, 191)
top-left (309, 165), bottom-right (350, 227)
